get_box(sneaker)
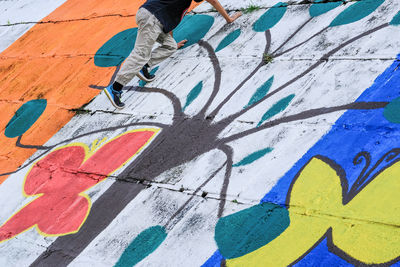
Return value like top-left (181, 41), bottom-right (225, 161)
top-left (136, 64), bottom-right (156, 82)
top-left (103, 84), bottom-right (125, 109)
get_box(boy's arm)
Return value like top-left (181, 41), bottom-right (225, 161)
top-left (205, 0), bottom-right (242, 23)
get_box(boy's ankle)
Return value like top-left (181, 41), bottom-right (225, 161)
top-left (113, 81), bottom-right (123, 91)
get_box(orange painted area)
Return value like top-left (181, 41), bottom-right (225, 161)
top-left (0, 0), bottom-right (201, 183)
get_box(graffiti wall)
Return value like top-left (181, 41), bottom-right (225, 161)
top-left (0, 0), bottom-right (399, 266)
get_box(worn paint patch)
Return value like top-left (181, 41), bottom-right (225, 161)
top-left (5, 99), bottom-right (47, 138)
top-left (0, 129), bottom-right (157, 242)
top-left (215, 29), bottom-right (241, 52)
top-left (257, 94), bottom-right (295, 127)
top-left (174, 15), bottom-right (214, 48)
top-left (115, 226), bottom-right (167, 267)
top-left (215, 202), bottom-right (289, 259)
top-left (95, 28), bottom-right (138, 67)
top-left (232, 148), bottom-right (273, 167)
top-left (253, 2), bottom-right (287, 32)
top-left (330, 0), bottom-right (385, 27)
top-left (244, 76), bottom-right (274, 109)
top-left (309, 0), bottom-right (342, 18)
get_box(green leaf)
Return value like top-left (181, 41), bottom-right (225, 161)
top-left (94, 28), bottom-right (138, 67)
top-left (174, 15), bottom-right (214, 48)
top-left (244, 76), bottom-right (274, 109)
top-left (309, 0), bottom-right (342, 17)
top-left (329, 0), bottom-right (385, 27)
top-left (383, 97), bottom-right (400, 123)
top-left (233, 148), bottom-right (273, 167)
top-left (257, 94), bottom-right (295, 127)
top-left (253, 2), bottom-right (287, 32)
top-left (115, 226), bottom-right (167, 267)
top-left (215, 202), bottom-right (289, 259)
top-left (215, 29), bottom-right (241, 52)
top-left (182, 82), bottom-right (203, 111)
top-left (390, 11), bottom-right (400, 26)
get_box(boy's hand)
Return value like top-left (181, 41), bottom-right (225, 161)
top-left (227, 12), bottom-right (242, 23)
top-left (177, 39), bottom-right (188, 49)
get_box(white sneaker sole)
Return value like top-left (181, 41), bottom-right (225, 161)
top-left (103, 88), bottom-right (124, 110)
top-left (136, 72), bottom-right (156, 83)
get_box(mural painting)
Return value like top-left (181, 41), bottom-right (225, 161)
top-left (0, 0), bottom-right (399, 266)
top-left (209, 56), bottom-right (400, 266)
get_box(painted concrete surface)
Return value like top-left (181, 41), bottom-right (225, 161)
top-left (0, 0), bottom-right (399, 266)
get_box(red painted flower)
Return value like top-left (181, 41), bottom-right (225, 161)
top-left (0, 129), bottom-right (157, 241)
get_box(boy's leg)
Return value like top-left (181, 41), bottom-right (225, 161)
top-left (105, 8), bottom-right (163, 109)
top-left (115, 8), bottom-right (163, 86)
top-left (147, 33), bottom-right (178, 67)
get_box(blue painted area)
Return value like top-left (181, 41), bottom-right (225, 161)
top-left (183, 81), bottom-right (203, 111)
top-left (115, 226), bottom-right (167, 267)
top-left (174, 15), bottom-right (214, 49)
top-left (391, 11), bottom-right (400, 25)
top-left (215, 29), bottom-right (241, 52)
top-left (5, 99), bottom-right (47, 138)
top-left (204, 55), bottom-right (400, 266)
top-left (309, 0), bottom-right (342, 18)
top-left (95, 28), bottom-right (138, 67)
top-left (244, 76), bottom-right (274, 109)
top-left (139, 67), bottom-right (159, 87)
top-left (257, 94), bottom-right (295, 127)
top-left (253, 2), bottom-right (288, 32)
top-left (233, 148), bottom-right (273, 167)
top-left (201, 251), bottom-right (225, 267)
top-left (215, 202), bottom-right (289, 259)
top-left (330, 0), bottom-right (385, 27)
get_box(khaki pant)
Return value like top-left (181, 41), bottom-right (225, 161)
top-left (115, 8), bottom-right (178, 86)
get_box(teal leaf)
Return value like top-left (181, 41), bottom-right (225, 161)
top-left (244, 76), bottom-right (274, 109)
top-left (139, 67), bottom-right (159, 87)
top-left (309, 0), bottom-right (342, 17)
top-left (95, 28), bottom-right (138, 67)
top-left (215, 29), bottom-right (241, 52)
top-left (257, 94), bottom-right (295, 127)
top-left (390, 11), bottom-right (400, 25)
top-left (383, 97), bottom-right (400, 123)
top-left (253, 2), bottom-right (288, 32)
top-left (183, 82), bottom-right (203, 111)
top-left (115, 226), bottom-right (167, 267)
top-left (233, 148), bottom-right (273, 167)
top-left (5, 99), bottom-right (47, 138)
top-left (174, 15), bottom-right (214, 49)
top-left (215, 202), bottom-right (290, 259)
top-left (330, 0), bottom-right (385, 27)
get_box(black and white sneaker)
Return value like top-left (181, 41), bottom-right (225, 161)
top-left (137, 64), bottom-right (156, 82)
top-left (104, 85), bottom-right (125, 109)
